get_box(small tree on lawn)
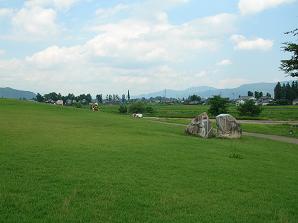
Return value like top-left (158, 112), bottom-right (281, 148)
top-left (128, 102), bottom-right (145, 113)
top-left (119, 104), bottom-right (128, 113)
top-left (208, 96), bottom-right (229, 116)
top-left (237, 100), bottom-right (262, 116)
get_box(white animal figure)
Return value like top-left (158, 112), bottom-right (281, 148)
top-left (132, 113), bottom-right (143, 118)
top-left (55, 100), bottom-right (64, 106)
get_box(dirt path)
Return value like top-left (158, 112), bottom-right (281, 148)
top-left (150, 120), bottom-right (298, 145)
top-left (243, 132), bottom-right (298, 145)
top-left (227, 120), bottom-right (298, 125)
top-left (145, 117), bottom-right (298, 125)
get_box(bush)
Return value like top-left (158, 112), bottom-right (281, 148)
top-left (74, 102), bottom-right (82, 108)
top-left (208, 96), bottom-right (229, 116)
top-left (128, 102), bottom-right (146, 113)
top-left (145, 106), bottom-right (154, 114)
top-left (237, 100), bottom-right (262, 116)
top-left (119, 105), bottom-right (128, 113)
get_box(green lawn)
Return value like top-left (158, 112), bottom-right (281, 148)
top-left (1, 99), bottom-right (298, 222)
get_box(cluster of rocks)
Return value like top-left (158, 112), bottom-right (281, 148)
top-left (185, 113), bottom-right (242, 139)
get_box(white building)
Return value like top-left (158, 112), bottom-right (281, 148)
top-left (236, 96), bottom-right (256, 106)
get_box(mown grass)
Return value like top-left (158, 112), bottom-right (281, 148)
top-left (1, 99), bottom-right (298, 222)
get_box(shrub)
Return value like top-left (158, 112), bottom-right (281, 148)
top-left (145, 106), bottom-right (154, 114)
top-left (128, 102), bottom-right (146, 113)
top-left (237, 100), bottom-right (262, 116)
top-left (208, 96), bottom-right (229, 116)
top-left (74, 102), bottom-right (82, 108)
top-left (119, 105), bottom-right (128, 113)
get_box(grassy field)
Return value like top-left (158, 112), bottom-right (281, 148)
top-left (100, 103), bottom-right (298, 120)
top-left (149, 104), bottom-right (298, 120)
top-left (1, 99), bottom-right (298, 222)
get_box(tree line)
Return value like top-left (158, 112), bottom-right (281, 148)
top-left (274, 81), bottom-right (298, 104)
top-left (247, 91), bottom-right (271, 99)
top-left (36, 92), bottom-right (93, 104)
top-left (35, 90), bottom-right (131, 105)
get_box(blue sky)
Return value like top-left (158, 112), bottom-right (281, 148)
top-left (0, 0), bottom-right (297, 95)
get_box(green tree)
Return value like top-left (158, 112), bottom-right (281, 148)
top-left (108, 95), bottom-right (112, 102)
top-left (254, 91), bottom-right (263, 99)
top-left (274, 82), bottom-right (282, 100)
top-left (67, 93), bottom-right (75, 101)
top-left (96, 94), bottom-right (103, 103)
top-left (119, 105), bottom-right (128, 113)
top-left (280, 29), bottom-right (298, 77)
top-left (188, 94), bottom-right (201, 102)
top-left (36, 93), bottom-right (44, 102)
top-left (237, 100), bottom-right (262, 116)
top-left (247, 91), bottom-right (253, 96)
top-left (44, 92), bottom-right (58, 101)
top-left (121, 94), bottom-right (126, 103)
top-left (86, 94), bottom-right (92, 103)
top-left (208, 96), bottom-right (229, 116)
top-left (127, 90), bottom-right (131, 101)
top-left (128, 102), bottom-right (145, 113)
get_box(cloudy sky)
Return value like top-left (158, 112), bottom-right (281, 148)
top-left (0, 0), bottom-right (297, 96)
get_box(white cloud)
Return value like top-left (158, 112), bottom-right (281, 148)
top-left (95, 4), bottom-right (129, 19)
top-left (25, 0), bottom-right (79, 10)
top-left (231, 34), bottom-right (273, 50)
top-left (184, 13), bottom-right (237, 37)
top-left (0, 8), bottom-right (14, 17)
top-left (239, 0), bottom-right (296, 15)
top-left (0, 1), bottom-right (242, 95)
top-left (12, 6), bottom-right (58, 38)
top-left (217, 59), bottom-right (232, 66)
top-left (87, 12), bottom-right (236, 64)
top-left (26, 45), bottom-right (85, 68)
top-left (0, 49), bottom-right (5, 56)
top-left (113, 76), bottom-right (149, 85)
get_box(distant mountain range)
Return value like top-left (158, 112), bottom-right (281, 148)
top-left (0, 87), bottom-right (36, 100)
top-left (136, 82), bottom-right (281, 99)
top-left (0, 82), bottom-right (289, 100)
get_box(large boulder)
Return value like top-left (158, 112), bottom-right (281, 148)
top-left (216, 114), bottom-right (242, 139)
top-left (185, 112), bottom-right (213, 138)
